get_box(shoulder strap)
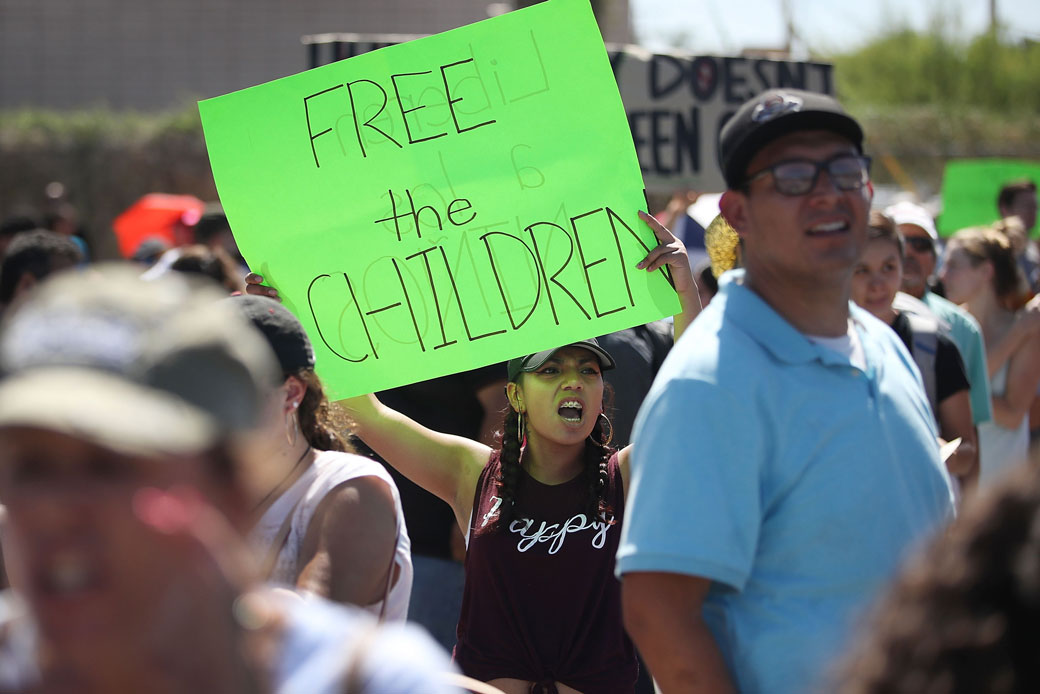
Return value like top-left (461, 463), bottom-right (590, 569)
top-left (375, 512), bottom-right (400, 622)
top-left (903, 311), bottom-right (939, 420)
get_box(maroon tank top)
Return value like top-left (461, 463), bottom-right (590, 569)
top-left (453, 450), bottom-right (637, 693)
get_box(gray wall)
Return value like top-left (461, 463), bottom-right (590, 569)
top-left (1, 0), bottom-right (631, 111)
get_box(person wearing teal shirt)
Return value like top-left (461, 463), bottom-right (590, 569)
top-left (885, 200), bottom-right (993, 427)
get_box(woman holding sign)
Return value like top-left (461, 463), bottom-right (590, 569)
top-left (247, 211), bottom-right (698, 692)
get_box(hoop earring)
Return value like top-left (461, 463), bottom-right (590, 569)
top-left (285, 407), bottom-right (299, 447)
top-left (517, 410), bottom-right (526, 447)
top-left (594, 412), bottom-right (613, 447)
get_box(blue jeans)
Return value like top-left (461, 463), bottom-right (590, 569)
top-left (406, 554), bottom-right (466, 652)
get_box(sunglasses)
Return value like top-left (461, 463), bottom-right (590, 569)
top-left (903, 236), bottom-right (935, 253)
top-left (745, 154), bottom-right (872, 196)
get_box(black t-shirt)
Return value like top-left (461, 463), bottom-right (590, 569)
top-left (891, 311), bottom-right (970, 404)
top-left (352, 363), bottom-right (506, 559)
top-left (597, 321), bottom-right (673, 447)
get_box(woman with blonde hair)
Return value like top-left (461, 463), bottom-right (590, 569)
top-left (941, 226), bottom-right (1040, 484)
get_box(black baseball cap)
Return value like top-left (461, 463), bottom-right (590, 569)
top-left (507, 338), bottom-right (615, 382)
top-left (719, 88), bottom-right (864, 190)
top-left (228, 295), bottom-right (315, 375)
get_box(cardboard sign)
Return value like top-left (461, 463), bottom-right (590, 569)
top-left (610, 50), bottom-right (834, 192)
top-left (939, 159), bottom-right (1040, 237)
top-left (199, 0), bottom-right (677, 398)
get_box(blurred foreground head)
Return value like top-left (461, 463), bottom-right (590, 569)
top-left (0, 264), bottom-right (278, 457)
top-left (837, 460), bottom-right (1040, 694)
top-left (0, 265), bottom-right (280, 684)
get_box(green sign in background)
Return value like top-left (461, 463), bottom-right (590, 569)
top-left (938, 159), bottom-right (1040, 237)
top-left (199, 0), bottom-right (677, 398)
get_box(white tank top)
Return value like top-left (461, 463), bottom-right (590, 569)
top-left (979, 363), bottom-right (1030, 486)
top-left (251, 450), bottom-right (413, 622)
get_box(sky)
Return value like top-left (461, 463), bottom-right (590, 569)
top-left (631, 0), bottom-right (1040, 57)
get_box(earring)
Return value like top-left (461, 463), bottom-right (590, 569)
top-left (285, 405), bottom-right (299, 447)
top-left (517, 410), bottom-right (526, 447)
top-left (594, 412), bottom-right (613, 447)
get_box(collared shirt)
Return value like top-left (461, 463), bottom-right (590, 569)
top-left (921, 290), bottom-right (993, 425)
top-left (617, 270), bottom-right (954, 694)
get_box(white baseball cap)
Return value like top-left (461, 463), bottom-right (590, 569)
top-left (885, 201), bottom-right (938, 241)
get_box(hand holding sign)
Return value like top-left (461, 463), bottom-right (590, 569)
top-left (634, 210), bottom-right (700, 340)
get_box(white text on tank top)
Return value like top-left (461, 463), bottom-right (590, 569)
top-left (480, 497), bottom-right (615, 554)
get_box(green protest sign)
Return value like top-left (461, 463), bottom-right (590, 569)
top-left (938, 159), bottom-right (1040, 237)
top-left (199, 0), bottom-right (676, 398)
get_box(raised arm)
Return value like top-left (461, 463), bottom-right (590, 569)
top-left (991, 332), bottom-right (1040, 429)
top-left (636, 210), bottom-right (701, 343)
top-left (985, 305), bottom-right (1040, 379)
top-left (340, 393), bottom-right (490, 532)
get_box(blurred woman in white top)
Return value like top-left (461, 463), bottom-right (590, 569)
top-left (231, 295), bottom-right (412, 620)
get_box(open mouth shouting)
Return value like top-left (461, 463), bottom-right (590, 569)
top-left (558, 399), bottom-right (584, 424)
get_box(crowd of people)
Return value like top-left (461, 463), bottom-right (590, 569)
top-left (0, 86), bottom-right (1038, 693)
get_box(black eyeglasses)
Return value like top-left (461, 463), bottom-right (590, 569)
top-left (744, 154), bottom-right (872, 196)
top-left (903, 236), bottom-right (935, 253)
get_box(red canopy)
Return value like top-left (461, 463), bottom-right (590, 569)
top-left (112, 193), bottom-right (204, 258)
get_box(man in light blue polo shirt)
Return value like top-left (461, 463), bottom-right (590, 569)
top-left (617, 90), bottom-right (954, 694)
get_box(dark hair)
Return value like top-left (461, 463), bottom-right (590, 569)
top-left (482, 394), bottom-right (616, 535)
top-left (866, 209), bottom-right (905, 259)
top-left (0, 215), bottom-right (38, 238)
top-left (193, 204), bottom-right (230, 245)
top-left (836, 461), bottom-right (1040, 694)
top-left (0, 229), bottom-right (83, 303)
top-left (997, 180), bottom-right (1037, 213)
top-left (169, 244), bottom-right (244, 294)
top-left (293, 368), bottom-right (355, 454)
top-left (949, 227), bottom-right (1023, 304)
top-left (696, 260), bottom-right (719, 298)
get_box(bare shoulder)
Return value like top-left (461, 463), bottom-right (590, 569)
top-left (313, 475), bottom-right (397, 529)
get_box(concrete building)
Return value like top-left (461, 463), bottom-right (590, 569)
top-left (1, 0), bottom-right (631, 111)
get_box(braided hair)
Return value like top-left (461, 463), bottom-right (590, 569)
top-left (482, 402), bottom-right (617, 535)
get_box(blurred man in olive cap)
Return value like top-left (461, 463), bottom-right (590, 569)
top-left (619, 90), bottom-right (954, 693)
top-left (0, 266), bottom-right (458, 694)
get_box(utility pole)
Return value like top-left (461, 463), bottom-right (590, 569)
top-left (781, 0), bottom-right (795, 57)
